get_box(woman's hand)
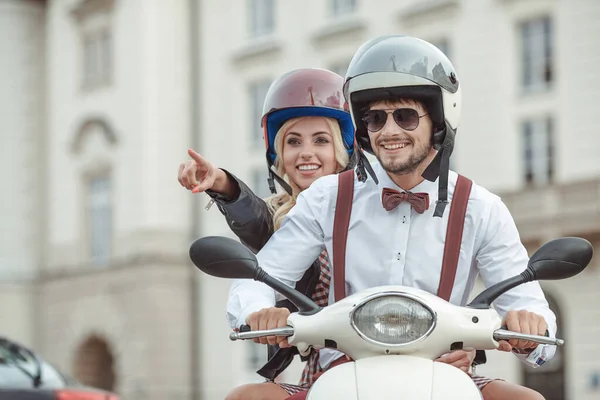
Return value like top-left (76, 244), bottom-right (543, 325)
top-left (178, 148), bottom-right (219, 193)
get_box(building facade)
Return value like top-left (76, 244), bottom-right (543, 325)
top-left (0, 0), bottom-right (598, 399)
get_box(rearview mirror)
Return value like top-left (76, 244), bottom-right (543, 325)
top-left (189, 236), bottom-right (321, 314)
top-left (469, 236), bottom-right (593, 309)
top-left (189, 236), bottom-right (259, 280)
top-left (527, 237), bottom-right (593, 280)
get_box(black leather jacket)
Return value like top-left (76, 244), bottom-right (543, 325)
top-left (205, 169), bottom-right (274, 254)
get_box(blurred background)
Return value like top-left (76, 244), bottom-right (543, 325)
top-left (1, 0), bottom-right (599, 399)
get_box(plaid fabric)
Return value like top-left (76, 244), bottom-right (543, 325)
top-left (278, 382), bottom-right (309, 395)
top-left (309, 251), bottom-right (331, 307)
top-left (298, 251), bottom-right (330, 387)
top-left (471, 375), bottom-right (496, 390)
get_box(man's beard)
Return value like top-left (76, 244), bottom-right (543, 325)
top-left (378, 142), bottom-right (432, 175)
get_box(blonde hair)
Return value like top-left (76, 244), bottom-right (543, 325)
top-left (264, 116), bottom-right (350, 230)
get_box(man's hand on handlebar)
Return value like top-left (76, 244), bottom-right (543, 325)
top-left (499, 310), bottom-right (548, 352)
top-left (246, 307), bottom-right (291, 347)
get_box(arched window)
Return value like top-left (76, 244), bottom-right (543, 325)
top-left (71, 118), bottom-right (117, 153)
top-left (71, 117), bottom-right (117, 267)
top-left (73, 335), bottom-right (116, 391)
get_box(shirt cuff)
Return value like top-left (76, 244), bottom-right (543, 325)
top-left (514, 344), bottom-right (555, 368)
top-left (230, 299), bottom-right (276, 330)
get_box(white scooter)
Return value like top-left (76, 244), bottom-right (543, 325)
top-left (190, 236), bottom-right (593, 399)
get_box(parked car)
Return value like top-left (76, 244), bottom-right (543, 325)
top-left (0, 336), bottom-right (118, 399)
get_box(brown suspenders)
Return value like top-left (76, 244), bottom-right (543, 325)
top-left (332, 170), bottom-right (473, 302)
top-left (332, 170), bottom-right (356, 302)
top-left (437, 175), bottom-right (473, 300)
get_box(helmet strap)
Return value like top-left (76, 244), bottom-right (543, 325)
top-left (422, 122), bottom-right (456, 218)
top-left (267, 169), bottom-right (293, 195)
top-left (266, 167), bottom-right (293, 196)
top-left (357, 148), bottom-right (379, 185)
top-left (264, 152), bottom-right (294, 196)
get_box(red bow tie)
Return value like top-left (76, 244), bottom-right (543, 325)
top-left (381, 188), bottom-right (430, 214)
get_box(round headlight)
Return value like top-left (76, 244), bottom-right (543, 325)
top-left (350, 294), bottom-right (435, 346)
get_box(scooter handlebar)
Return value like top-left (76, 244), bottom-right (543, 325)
top-left (230, 327), bottom-right (564, 347)
top-left (493, 329), bottom-right (564, 346)
top-left (229, 326), bottom-right (295, 341)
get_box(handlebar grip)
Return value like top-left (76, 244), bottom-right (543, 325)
top-left (500, 326), bottom-right (549, 337)
top-left (494, 329), bottom-right (562, 346)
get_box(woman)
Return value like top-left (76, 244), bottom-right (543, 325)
top-left (178, 68), bottom-right (356, 399)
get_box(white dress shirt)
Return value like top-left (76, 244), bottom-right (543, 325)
top-left (226, 161), bottom-right (557, 370)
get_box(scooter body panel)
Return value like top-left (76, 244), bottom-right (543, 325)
top-left (307, 355), bottom-right (483, 400)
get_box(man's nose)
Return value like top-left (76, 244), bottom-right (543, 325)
top-left (381, 113), bottom-right (402, 136)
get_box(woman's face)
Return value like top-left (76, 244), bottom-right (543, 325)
top-left (281, 117), bottom-right (338, 191)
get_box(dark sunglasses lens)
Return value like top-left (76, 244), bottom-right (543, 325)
top-left (393, 108), bottom-right (420, 131)
top-left (363, 110), bottom-right (387, 132)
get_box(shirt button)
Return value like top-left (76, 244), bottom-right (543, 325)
top-left (402, 216), bottom-right (407, 223)
top-left (396, 252), bottom-right (402, 260)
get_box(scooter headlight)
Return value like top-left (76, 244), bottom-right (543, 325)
top-left (350, 293), bottom-right (436, 346)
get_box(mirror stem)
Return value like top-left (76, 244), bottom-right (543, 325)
top-left (255, 267), bottom-right (321, 314)
top-left (467, 273), bottom-right (531, 309)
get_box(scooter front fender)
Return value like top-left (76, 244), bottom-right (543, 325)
top-left (307, 356), bottom-right (483, 400)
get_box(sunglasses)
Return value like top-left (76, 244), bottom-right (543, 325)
top-left (362, 108), bottom-right (429, 132)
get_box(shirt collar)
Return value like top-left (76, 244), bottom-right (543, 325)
top-left (372, 160), bottom-right (439, 199)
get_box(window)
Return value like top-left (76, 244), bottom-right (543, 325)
top-left (248, 0), bottom-right (275, 37)
top-left (251, 168), bottom-right (272, 198)
top-left (248, 79), bottom-right (272, 148)
top-left (73, 336), bottom-right (116, 391)
top-left (522, 117), bottom-right (554, 185)
top-left (329, 0), bottom-right (357, 17)
top-left (82, 28), bottom-right (112, 89)
top-left (88, 176), bottom-right (112, 266)
top-left (520, 16), bottom-right (553, 92)
top-left (71, 0), bottom-right (115, 89)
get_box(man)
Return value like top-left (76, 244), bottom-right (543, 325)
top-left (227, 35), bottom-right (553, 399)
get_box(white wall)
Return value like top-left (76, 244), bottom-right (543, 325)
top-left (46, 0), bottom-right (192, 270)
top-left (0, 0), bottom-right (46, 348)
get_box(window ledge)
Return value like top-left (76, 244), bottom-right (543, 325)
top-left (520, 84), bottom-right (554, 97)
top-left (231, 36), bottom-right (283, 66)
top-left (71, 0), bottom-right (115, 21)
top-left (43, 252), bottom-right (190, 280)
top-left (398, 0), bottom-right (459, 22)
top-left (81, 78), bottom-right (112, 93)
top-left (311, 16), bottom-right (367, 47)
